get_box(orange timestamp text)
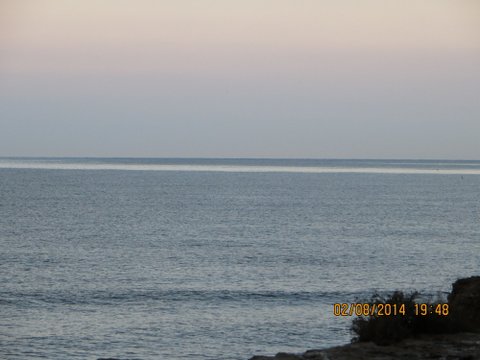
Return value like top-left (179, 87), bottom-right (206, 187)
top-left (333, 303), bottom-right (449, 317)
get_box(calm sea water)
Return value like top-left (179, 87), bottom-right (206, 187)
top-left (1, 158), bottom-right (479, 359)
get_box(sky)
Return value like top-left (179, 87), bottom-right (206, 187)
top-left (1, 0), bottom-right (479, 159)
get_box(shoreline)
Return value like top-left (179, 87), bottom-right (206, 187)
top-left (249, 276), bottom-right (480, 360)
top-left (249, 332), bottom-right (480, 359)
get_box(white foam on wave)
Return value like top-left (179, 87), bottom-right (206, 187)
top-left (1, 160), bottom-right (480, 175)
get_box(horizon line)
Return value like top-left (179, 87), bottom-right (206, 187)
top-left (1, 156), bottom-right (480, 162)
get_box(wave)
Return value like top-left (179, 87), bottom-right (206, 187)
top-left (1, 160), bottom-right (480, 175)
top-left (2, 288), bottom-right (356, 307)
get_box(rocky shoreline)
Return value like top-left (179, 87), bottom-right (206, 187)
top-left (250, 276), bottom-right (480, 360)
top-left (250, 332), bottom-right (480, 359)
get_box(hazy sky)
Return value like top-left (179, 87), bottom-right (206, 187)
top-left (1, 0), bottom-right (479, 159)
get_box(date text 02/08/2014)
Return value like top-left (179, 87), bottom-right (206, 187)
top-left (333, 303), bottom-right (449, 317)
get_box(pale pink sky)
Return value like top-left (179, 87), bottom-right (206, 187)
top-left (1, 0), bottom-right (479, 158)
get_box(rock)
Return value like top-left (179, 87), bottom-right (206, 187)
top-left (303, 349), bottom-right (327, 359)
top-left (448, 276), bottom-right (480, 332)
top-left (274, 353), bottom-right (303, 360)
top-left (250, 276), bottom-right (480, 359)
top-left (249, 333), bottom-right (480, 359)
top-left (326, 333), bottom-right (480, 360)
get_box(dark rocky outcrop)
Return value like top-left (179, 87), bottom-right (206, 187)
top-left (250, 276), bottom-right (480, 360)
top-left (250, 333), bottom-right (480, 360)
top-left (449, 276), bottom-right (480, 332)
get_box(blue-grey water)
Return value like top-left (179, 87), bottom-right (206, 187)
top-left (1, 158), bottom-right (479, 359)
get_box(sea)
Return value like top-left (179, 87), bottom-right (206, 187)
top-left (1, 158), bottom-right (479, 359)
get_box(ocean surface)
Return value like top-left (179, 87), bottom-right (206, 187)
top-left (1, 158), bottom-right (479, 359)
